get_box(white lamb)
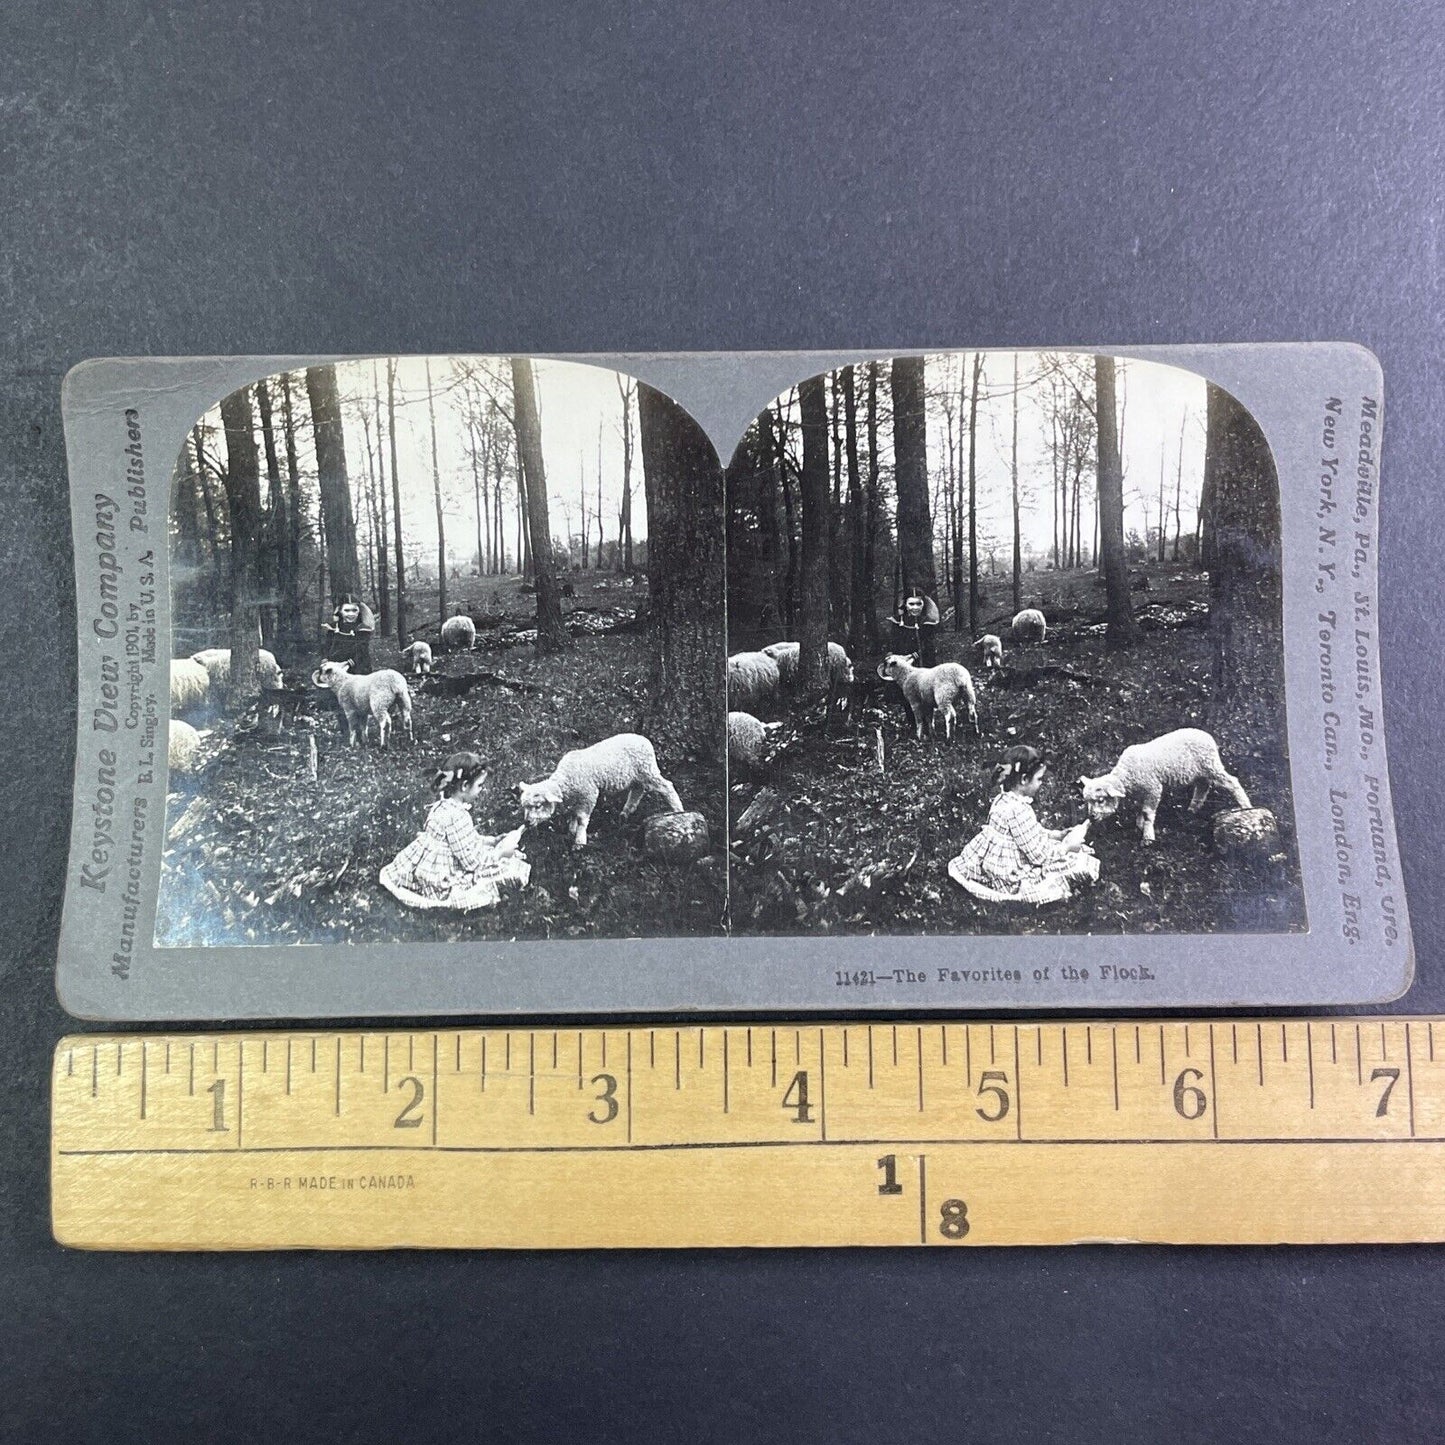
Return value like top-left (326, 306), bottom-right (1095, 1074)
top-left (761, 640), bottom-right (855, 690)
top-left (727, 711), bottom-right (783, 772)
top-left (515, 733), bottom-right (683, 847)
top-left (876, 654), bottom-right (979, 741)
top-left (192, 646), bottom-right (284, 692)
top-left (311, 659), bottom-right (414, 748)
top-left (401, 640), bottom-right (434, 676)
top-left (440, 615), bottom-right (476, 651)
top-left (1078, 727), bottom-right (1251, 844)
top-left (1011, 609), bottom-right (1047, 644)
top-left (169, 658), bottom-right (210, 714)
top-left (974, 634), bottom-right (1004, 670)
top-left (727, 651), bottom-right (782, 715)
top-left (167, 719), bottom-right (202, 775)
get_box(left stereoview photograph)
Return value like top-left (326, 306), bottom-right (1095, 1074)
top-left (154, 358), bottom-right (726, 946)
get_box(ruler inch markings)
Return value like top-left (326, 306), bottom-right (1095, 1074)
top-left (52, 1016), bottom-right (1445, 1251)
top-left (1404, 1017), bottom-right (1416, 1138)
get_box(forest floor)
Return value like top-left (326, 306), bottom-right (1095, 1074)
top-left (727, 562), bottom-right (1308, 937)
top-left (158, 571), bottom-right (727, 946)
top-left (160, 563), bottom-right (1306, 945)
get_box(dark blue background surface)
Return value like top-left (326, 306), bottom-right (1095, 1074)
top-left (3, 2), bottom-right (1442, 1439)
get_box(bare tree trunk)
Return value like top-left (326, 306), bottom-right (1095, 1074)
top-left (639, 384), bottom-right (725, 757)
top-left (387, 361), bottom-right (407, 647)
top-left (829, 372), bottom-right (844, 633)
top-left (1011, 352), bottom-right (1022, 614)
top-left (596, 422), bottom-right (605, 569)
top-left (1173, 413), bottom-right (1186, 563)
top-left (843, 365), bottom-right (869, 659)
top-left (359, 420), bottom-right (379, 602)
top-left (255, 378), bottom-right (284, 648)
top-left (424, 357), bottom-right (448, 623)
top-left (890, 356), bottom-right (936, 598)
top-left (518, 463), bottom-right (532, 582)
top-left (577, 448), bottom-right (589, 570)
top-left (797, 375), bottom-right (831, 697)
top-left (617, 375), bottom-right (636, 571)
top-left (1205, 382), bottom-right (1285, 746)
top-left (774, 398), bottom-right (799, 633)
top-left (173, 431), bottom-right (203, 569)
top-left (949, 372), bottom-right (964, 630)
top-left (315, 505), bottom-right (327, 635)
top-left (190, 426), bottom-right (217, 571)
top-left (1157, 443), bottom-right (1167, 563)
top-left (966, 351), bottom-right (983, 635)
top-left (277, 375), bottom-right (304, 641)
top-left (1050, 392), bottom-right (1061, 569)
top-left (370, 363), bottom-right (391, 636)
top-left (863, 362), bottom-right (882, 652)
top-left (219, 386), bottom-right (263, 705)
top-left (510, 359), bottom-right (567, 651)
top-left (470, 420), bottom-right (487, 582)
top-left (493, 437), bottom-right (507, 574)
top-left (304, 365), bottom-right (361, 605)
top-left (1095, 355), bottom-right (1140, 649)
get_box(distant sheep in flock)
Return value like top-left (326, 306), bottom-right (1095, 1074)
top-left (401, 640), bottom-right (434, 676)
top-left (440, 615), bottom-right (476, 652)
top-left (727, 711), bottom-right (783, 773)
top-left (974, 634), bottom-right (1004, 671)
top-left (311, 659), bottom-right (414, 748)
top-left (191, 646), bottom-right (284, 692)
top-left (169, 658), bottom-right (210, 715)
top-left (727, 651), bottom-right (782, 715)
top-left (515, 733), bottom-right (683, 848)
top-left (167, 719), bottom-right (202, 775)
top-left (1011, 609), bottom-right (1047, 644)
top-left (1078, 727), bottom-right (1251, 844)
top-left (761, 640), bottom-right (855, 690)
top-left (876, 654), bottom-right (979, 741)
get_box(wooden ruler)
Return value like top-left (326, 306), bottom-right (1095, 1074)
top-left (51, 1019), bottom-right (1445, 1249)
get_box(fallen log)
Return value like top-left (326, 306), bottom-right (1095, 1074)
top-left (987, 664), bottom-right (1127, 691)
top-left (733, 787), bottom-right (785, 840)
top-left (422, 670), bottom-right (543, 699)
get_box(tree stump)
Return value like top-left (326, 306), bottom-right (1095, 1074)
top-left (1213, 807), bottom-right (1283, 864)
top-left (644, 811), bottom-right (710, 864)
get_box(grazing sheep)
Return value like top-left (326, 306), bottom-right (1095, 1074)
top-left (876, 654), bottom-right (979, 741)
top-left (1078, 727), bottom-right (1251, 844)
top-left (167, 719), bottom-right (202, 775)
top-left (440, 615), bottom-right (476, 651)
top-left (974, 634), bottom-right (1004, 671)
top-left (515, 733), bottom-right (683, 848)
top-left (1011, 609), bottom-right (1047, 644)
top-left (191, 646), bottom-right (284, 692)
top-left (311, 659), bottom-right (414, 748)
top-left (401, 640), bottom-right (434, 676)
top-left (727, 651), bottom-right (782, 715)
top-left (761, 640), bottom-right (855, 690)
top-left (727, 711), bottom-right (783, 772)
top-left (169, 658), bottom-right (210, 715)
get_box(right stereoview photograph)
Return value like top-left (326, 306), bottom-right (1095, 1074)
top-left (724, 351), bottom-right (1307, 937)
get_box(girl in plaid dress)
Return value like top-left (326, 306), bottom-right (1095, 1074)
top-left (380, 752), bottom-right (531, 911)
top-left (948, 746), bottom-right (1099, 905)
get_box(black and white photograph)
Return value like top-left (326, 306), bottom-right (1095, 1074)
top-left (725, 351), bottom-right (1307, 936)
top-left (158, 356), bottom-right (727, 945)
top-left (59, 345), bottom-right (1404, 1015)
